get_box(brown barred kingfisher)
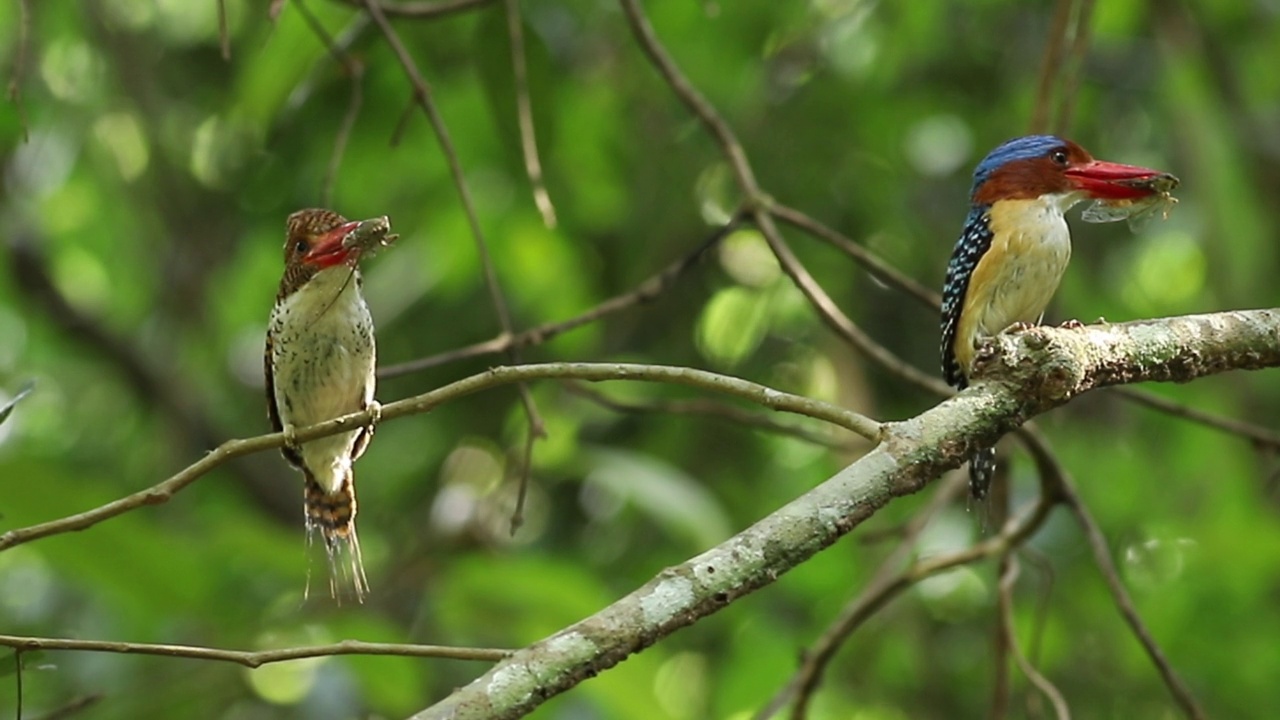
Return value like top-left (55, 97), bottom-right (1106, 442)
top-left (266, 208), bottom-right (390, 601)
top-left (940, 135), bottom-right (1173, 499)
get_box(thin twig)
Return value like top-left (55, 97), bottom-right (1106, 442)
top-left (777, 473), bottom-right (964, 720)
top-left (292, 0), bottom-right (366, 207)
top-left (0, 362), bottom-right (880, 552)
top-left (7, 0), bottom-right (32, 141)
top-left (359, 0), bottom-right (547, 521)
top-left (391, 94), bottom-right (415, 146)
top-left (753, 480), bottom-right (1054, 720)
top-left (379, 215), bottom-right (743, 378)
top-left (0, 635), bottom-right (509, 667)
top-left (1053, 0), bottom-right (1096, 135)
top-left (507, 420), bottom-right (537, 534)
top-left (772, 203), bottom-right (941, 312)
top-left (504, 0), bottom-right (556, 227)
top-left (1057, 477), bottom-right (1206, 720)
top-left (1018, 545), bottom-right (1058, 720)
top-left (992, 554), bottom-right (1013, 720)
top-left (996, 556), bottom-right (1071, 720)
top-left (618, 0), bottom-right (755, 192)
top-left (758, 213), bottom-right (950, 393)
top-left (1030, 0), bottom-right (1075, 134)
top-left (360, 0), bottom-right (518, 352)
top-left (1113, 386), bottom-right (1280, 449)
top-left (563, 381), bottom-right (860, 450)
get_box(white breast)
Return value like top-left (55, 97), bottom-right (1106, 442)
top-left (269, 267), bottom-right (375, 492)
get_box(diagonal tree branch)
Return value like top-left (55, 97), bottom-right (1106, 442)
top-left (619, 0), bottom-right (949, 395)
top-left (411, 308), bottom-right (1279, 719)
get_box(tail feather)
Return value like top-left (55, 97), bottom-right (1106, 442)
top-left (968, 446), bottom-right (996, 500)
top-left (304, 471), bottom-right (369, 603)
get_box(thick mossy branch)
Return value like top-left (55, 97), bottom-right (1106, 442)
top-left (413, 308), bottom-right (1280, 720)
top-left (976, 309), bottom-right (1280, 401)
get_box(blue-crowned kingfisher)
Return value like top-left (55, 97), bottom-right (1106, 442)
top-left (940, 135), bottom-right (1169, 499)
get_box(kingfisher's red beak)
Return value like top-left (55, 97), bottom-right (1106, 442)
top-left (303, 220), bottom-right (362, 268)
top-left (1064, 160), bottom-right (1175, 201)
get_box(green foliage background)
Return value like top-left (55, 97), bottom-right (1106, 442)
top-left (1, 1), bottom-right (1278, 718)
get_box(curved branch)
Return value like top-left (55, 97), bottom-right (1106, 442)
top-left (0, 362), bottom-right (879, 552)
top-left (995, 557), bottom-right (1071, 720)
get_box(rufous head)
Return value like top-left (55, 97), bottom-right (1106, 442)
top-left (279, 209), bottom-right (362, 296)
top-left (970, 135), bottom-right (1168, 205)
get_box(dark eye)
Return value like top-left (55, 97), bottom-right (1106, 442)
top-left (1051, 149), bottom-right (1069, 166)
top-left (294, 239), bottom-right (308, 254)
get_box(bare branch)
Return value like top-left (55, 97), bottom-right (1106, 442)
top-left (996, 556), bottom-right (1071, 720)
top-left (772, 202), bottom-right (941, 312)
top-left (1030, 0), bottom-right (1075, 134)
top-left (563, 381), bottom-right (862, 450)
top-left (0, 362), bottom-right (879, 553)
top-left (1058, 479), bottom-right (1208, 720)
top-left (1053, 0), bottom-right (1096, 134)
top-left (619, 0), bottom-right (757, 195)
top-left (359, 0), bottom-right (515, 350)
top-left (0, 634), bottom-right (509, 667)
top-left (359, 0), bottom-right (546, 491)
top-left (504, 0), bottom-right (556, 227)
top-left (762, 473), bottom-right (964, 720)
top-left (293, 0), bottom-right (366, 208)
top-left (755, 212), bottom-right (950, 393)
top-left (1112, 385), bottom-right (1280, 449)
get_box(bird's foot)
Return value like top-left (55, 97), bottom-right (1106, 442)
top-left (1004, 321), bottom-right (1037, 334)
top-left (1059, 318), bottom-right (1085, 329)
top-left (365, 400), bottom-right (382, 431)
